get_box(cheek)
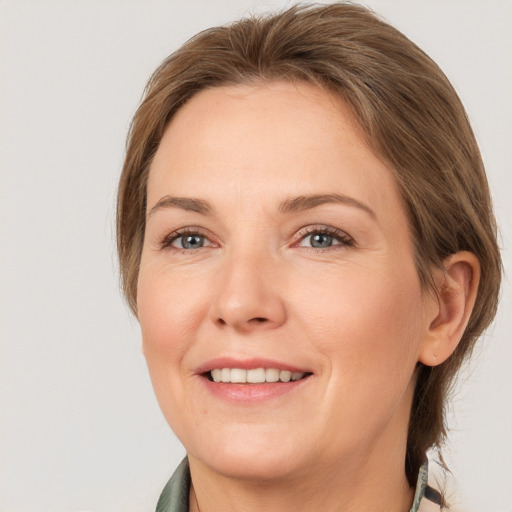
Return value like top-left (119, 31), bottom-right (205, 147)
top-left (136, 264), bottom-right (209, 378)
top-left (293, 262), bottom-right (424, 378)
top-left (136, 266), bottom-right (214, 434)
top-left (297, 265), bottom-right (425, 443)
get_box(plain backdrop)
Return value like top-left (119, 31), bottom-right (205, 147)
top-left (0, 1), bottom-right (510, 511)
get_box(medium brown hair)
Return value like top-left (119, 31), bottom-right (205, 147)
top-left (117, 2), bottom-right (501, 486)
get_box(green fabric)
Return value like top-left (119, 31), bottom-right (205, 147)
top-left (155, 458), bottom-right (190, 512)
top-left (155, 458), bottom-right (439, 512)
top-left (410, 461), bottom-right (429, 512)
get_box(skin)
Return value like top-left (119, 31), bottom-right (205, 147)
top-left (137, 81), bottom-right (479, 512)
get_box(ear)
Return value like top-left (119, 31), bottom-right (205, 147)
top-left (418, 251), bottom-right (480, 366)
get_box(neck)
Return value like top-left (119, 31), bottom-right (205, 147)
top-left (188, 441), bottom-right (414, 512)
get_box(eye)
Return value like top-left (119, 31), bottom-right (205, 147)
top-left (297, 227), bottom-right (353, 249)
top-left (305, 232), bottom-right (337, 248)
top-left (173, 234), bottom-right (207, 249)
top-left (160, 229), bottom-right (215, 250)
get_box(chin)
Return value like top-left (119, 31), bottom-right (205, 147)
top-left (186, 424), bottom-right (310, 482)
top-left (199, 452), bottom-right (306, 483)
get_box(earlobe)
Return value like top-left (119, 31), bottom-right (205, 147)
top-left (418, 251), bottom-right (480, 367)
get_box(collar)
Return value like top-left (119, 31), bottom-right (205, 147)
top-left (410, 460), bottom-right (443, 512)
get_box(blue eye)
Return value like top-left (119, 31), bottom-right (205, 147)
top-left (172, 234), bottom-right (206, 249)
top-left (160, 227), bottom-right (217, 252)
top-left (309, 233), bottom-right (336, 248)
top-left (298, 228), bottom-right (353, 249)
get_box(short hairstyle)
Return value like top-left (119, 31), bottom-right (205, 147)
top-left (117, 2), bottom-right (501, 486)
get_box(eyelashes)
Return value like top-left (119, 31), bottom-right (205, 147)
top-left (159, 225), bottom-right (354, 253)
top-left (294, 226), bottom-right (354, 250)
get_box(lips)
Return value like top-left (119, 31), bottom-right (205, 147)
top-left (197, 358), bottom-right (312, 385)
top-left (196, 358), bottom-right (312, 402)
top-left (210, 367), bottom-right (306, 383)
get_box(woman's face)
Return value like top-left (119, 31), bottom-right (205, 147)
top-left (138, 81), bottom-right (433, 481)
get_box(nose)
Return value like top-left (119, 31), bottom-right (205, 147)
top-left (209, 249), bottom-right (287, 333)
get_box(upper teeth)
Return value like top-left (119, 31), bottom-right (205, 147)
top-left (210, 368), bottom-right (305, 384)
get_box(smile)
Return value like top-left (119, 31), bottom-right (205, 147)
top-left (209, 368), bottom-right (307, 383)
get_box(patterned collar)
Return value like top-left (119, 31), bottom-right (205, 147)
top-left (155, 458), bottom-right (442, 512)
top-left (410, 460), bottom-right (443, 511)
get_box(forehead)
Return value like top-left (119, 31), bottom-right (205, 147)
top-left (147, 81), bottom-right (402, 221)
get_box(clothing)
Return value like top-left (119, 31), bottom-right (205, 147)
top-left (155, 458), bottom-right (443, 512)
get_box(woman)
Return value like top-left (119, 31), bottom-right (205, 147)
top-left (117, 3), bottom-right (501, 511)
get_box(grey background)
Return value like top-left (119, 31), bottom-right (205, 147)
top-left (0, 1), bottom-right (510, 511)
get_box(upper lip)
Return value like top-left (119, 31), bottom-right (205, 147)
top-left (195, 357), bottom-right (311, 374)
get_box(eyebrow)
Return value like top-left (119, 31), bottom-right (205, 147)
top-left (147, 196), bottom-right (213, 219)
top-left (278, 193), bottom-right (376, 219)
top-left (147, 192), bottom-right (376, 220)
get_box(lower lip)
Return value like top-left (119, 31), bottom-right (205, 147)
top-left (199, 376), bottom-right (310, 403)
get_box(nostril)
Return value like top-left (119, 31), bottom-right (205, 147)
top-left (215, 317), bottom-right (267, 326)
